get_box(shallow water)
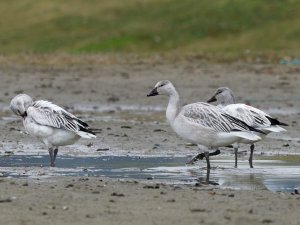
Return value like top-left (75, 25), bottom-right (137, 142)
top-left (1, 155), bottom-right (300, 193)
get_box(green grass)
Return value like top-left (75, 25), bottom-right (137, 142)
top-left (0, 0), bottom-right (299, 60)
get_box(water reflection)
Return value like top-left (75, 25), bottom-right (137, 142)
top-left (0, 155), bottom-right (300, 192)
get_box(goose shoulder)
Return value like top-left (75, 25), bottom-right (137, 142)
top-left (27, 100), bottom-right (89, 133)
top-left (223, 103), bottom-right (271, 128)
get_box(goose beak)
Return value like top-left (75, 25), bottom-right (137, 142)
top-left (21, 111), bottom-right (27, 118)
top-left (147, 87), bottom-right (158, 97)
top-left (207, 95), bottom-right (217, 103)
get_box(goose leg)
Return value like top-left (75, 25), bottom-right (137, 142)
top-left (53, 147), bottom-right (58, 165)
top-left (205, 167), bottom-right (210, 184)
top-left (48, 147), bottom-right (55, 167)
top-left (204, 151), bottom-right (210, 170)
top-left (234, 147), bottom-right (238, 168)
top-left (186, 149), bottom-right (221, 165)
top-left (249, 144), bottom-right (254, 168)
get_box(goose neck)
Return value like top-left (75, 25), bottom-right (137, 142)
top-left (166, 92), bottom-right (180, 124)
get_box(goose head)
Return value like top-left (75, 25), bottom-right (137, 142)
top-left (147, 80), bottom-right (176, 97)
top-left (207, 87), bottom-right (236, 105)
top-left (10, 94), bottom-right (33, 118)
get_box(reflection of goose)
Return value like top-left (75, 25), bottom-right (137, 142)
top-left (147, 80), bottom-right (262, 170)
top-left (208, 87), bottom-right (288, 168)
top-left (195, 169), bottom-right (219, 186)
top-left (10, 94), bottom-right (96, 167)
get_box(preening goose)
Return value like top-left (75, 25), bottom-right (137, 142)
top-left (10, 94), bottom-right (96, 167)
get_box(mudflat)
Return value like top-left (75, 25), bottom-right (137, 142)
top-left (0, 56), bottom-right (299, 225)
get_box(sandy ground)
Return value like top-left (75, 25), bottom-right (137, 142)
top-left (0, 58), bottom-right (300, 224)
top-left (1, 177), bottom-right (300, 225)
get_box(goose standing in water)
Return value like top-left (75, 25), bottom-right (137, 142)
top-left (147, 80), bottom-right (263, 170)
top-left (207, 87), bottom-right (288, 168)
top-left (10, 94), bottom-right (96, 167)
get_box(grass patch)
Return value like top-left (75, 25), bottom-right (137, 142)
top-left (0, 0), bottom-right (299, 60)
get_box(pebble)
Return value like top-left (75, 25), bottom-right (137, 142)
top-left (106, 95), bottom-right (119, 103)
top-left (262, 219), bottom-right (273, 223)
top-left (4, 151), bottom-right (14, 155)
top-left (153, 129), bottom-right (166, 132)
top-left (86, 143), bottom-right (93, 147)
top-left (96, 148), bottom-right (109, 152)
top-left (111, 192), bottom-right (125, 197)
top-left (0, 198), bottom-right (12, 203)
top-left (143, 184), bottom-right (160, 189)
top-left (190, 208), bottom-right (206, 212)
top-left (185, 143), bottom-right (197, 147)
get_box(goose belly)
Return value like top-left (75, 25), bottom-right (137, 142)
top-left (23, 118), bottom-right (80, 146)
top-left (172, 117), bottom-right (243, 148)
top-left (172, 117), bottom-right (216, 147)
top-left (45, 129), bottom-right (80, 146)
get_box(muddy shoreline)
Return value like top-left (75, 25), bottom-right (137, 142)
top-left (0, 60), bottom-right (300, 224)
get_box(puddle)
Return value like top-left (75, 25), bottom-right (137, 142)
top-left (1, 155), bottom-right (300, 193)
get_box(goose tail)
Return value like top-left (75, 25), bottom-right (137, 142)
top-left (231, 131), bottom-right (261, 141)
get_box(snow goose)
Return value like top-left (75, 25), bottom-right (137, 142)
top-left (147, 80), bottom-right (263, 170)
top-left (207, 87), bottom-right (288, 168)
top-left (10, 94), bottom-right (96, 167)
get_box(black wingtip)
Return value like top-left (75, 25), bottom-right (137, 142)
top-left (79, 126), bottom-right (96, 135)
top-left (266, 116), bottom-right (288, 126)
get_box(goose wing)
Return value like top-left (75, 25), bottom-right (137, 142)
top-left (223, 104), bottom-right (271, 128)
top-left (27, 100), bottom-right (93, 135)
top-left (181, 102), bottom-right (251, 133)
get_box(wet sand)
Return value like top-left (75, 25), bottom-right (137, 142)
top-left (0, 57), bottom-right (300, 224)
